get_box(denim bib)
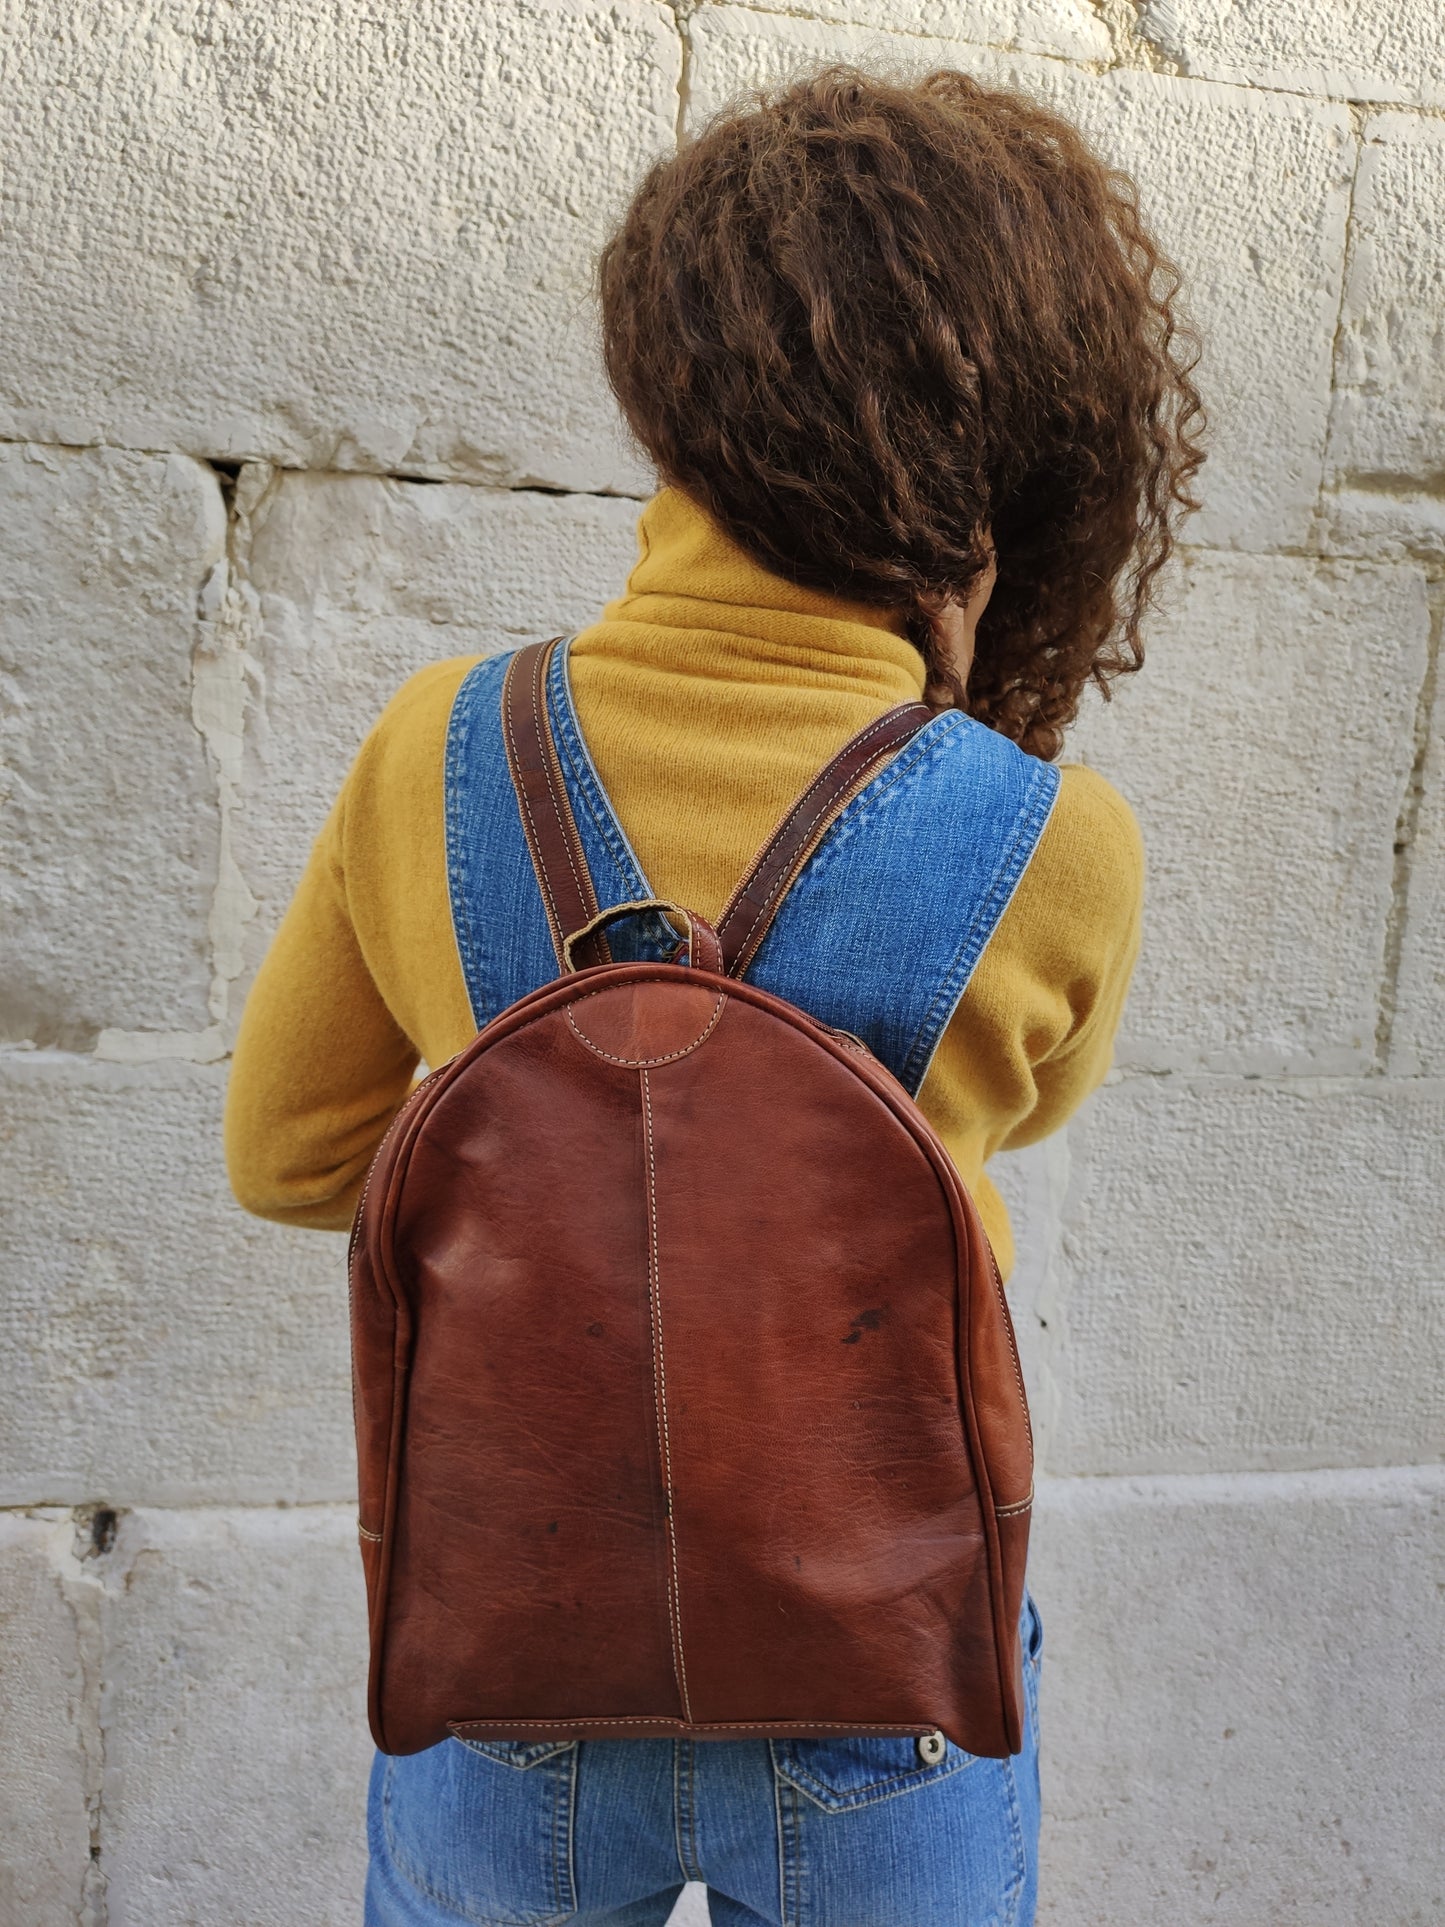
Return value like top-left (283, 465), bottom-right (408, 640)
top-left (444, 638), bottom-right (1058, 1096)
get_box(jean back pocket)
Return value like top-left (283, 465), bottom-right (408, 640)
top-left (381, 1738), bottom-right (577, 1925)
top-left (770, 1731), bottom-right (974, 1812)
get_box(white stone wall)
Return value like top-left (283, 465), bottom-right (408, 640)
top-left (2, 3), bottom-right (1440, 1921)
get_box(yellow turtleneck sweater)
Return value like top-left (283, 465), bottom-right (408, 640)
top-left (225, 490), bottom-right (1143, 1278)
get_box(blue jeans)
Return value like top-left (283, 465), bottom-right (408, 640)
top-left (365, 1592), bottom-right (1043, 1926)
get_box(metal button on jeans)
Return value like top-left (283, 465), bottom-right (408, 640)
top-left (916, 1730), bottom-right (947, 1765)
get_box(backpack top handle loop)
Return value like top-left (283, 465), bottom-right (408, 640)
top-left (502, 634), bottom-right (936, 982)
top-left (562, 900), bottom-right (725, 975)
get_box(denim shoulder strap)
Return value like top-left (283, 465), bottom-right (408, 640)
top-left (445, 640), bottom-right (1059, 1091)
top-left (445, 643), bottom-right (672, 1027)
top-left (744, 712), bottom-right (1059, 1092)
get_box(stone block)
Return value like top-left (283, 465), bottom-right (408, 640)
top-left (99, 1505), bottom-right (370, 1927)
top-left (1070, 552), bottom-right (1429, 1075)
top-left (1030, 1465), bottom-right (1445, 1925)
top-left (0, 2), bottom-right (680, 490)
top-left (1325, 115), bottom-right (1445, 560)
top-left (1390, 666), bottom-right (1445, 1076)
top-left (0, 445), bottom-right (223, 1048)
top-left (1042, 1076), bottom-right (1445, 1476)
top-left (229, 471), bottom-right (640, 991)
top-left (81, 1475), bottom-right (1445, 1927)
top-left (0, 1512), bottom-right (97, 1926)
top-left (0, 1056), bottom-right (354, 1507)
top-left (1136, 0), bottom-right (1445, 108)
top-left (688, 10), bottom-right (1355, 551)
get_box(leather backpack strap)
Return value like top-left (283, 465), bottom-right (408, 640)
top-left (501, 638), bottom-right (608, 969)
top-left (503, 636), bottom-right (934, 978)
top-left (715, 701), bottom-right (935, 976)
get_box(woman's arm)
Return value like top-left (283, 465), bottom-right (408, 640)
top-left (223, 790), bottom-right (420, 1231)
top-left (995, 763), bottom-right (1145, 1151)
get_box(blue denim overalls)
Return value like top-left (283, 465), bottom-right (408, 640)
top-left (367, 640), bottom-right (1059, 1927)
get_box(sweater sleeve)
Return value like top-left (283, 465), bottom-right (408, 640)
top-left (915, 763), bottom-right (1144, 1277)
top-left (994, 764), bottom-right (1144, 1151)
top-left (222, 785), bottom-right (420, 1230)
top-left (224, 657), bottom-right (478, 1230)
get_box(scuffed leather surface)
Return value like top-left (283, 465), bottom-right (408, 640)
top-left (351, 966), bottom-right (1031, 1757)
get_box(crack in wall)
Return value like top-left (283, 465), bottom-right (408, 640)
top-left (189, 463), bottom-right (275, 1049)
top-left (0, 431), bottom-right (650, 502)
top-left (4, 429), bottom-right (1445, 559)
top-left (3, 1457), bottom-right (1440, 1515)
top-left (1375, 588), bottom-right (1443, 1070)
top-left (690, 0), bottom-right (1116, 70)
top-left (682, 1), bottom-right (1445, 113)
top-left (42, 1508), bottom-right (118, 1927)
top-left (1313, 106), bottom-right (1370, 554)
top-left (667, 1), bottom-right (695, 146)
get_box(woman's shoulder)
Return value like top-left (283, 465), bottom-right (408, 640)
top-left (984, 759), bottom-right (1144, 991)
top-left (365, 654), bottom-right (481, 749)
top-left (343, 656), bottom-right (482, 796)
top-left (1029, 762), bottom-right (1144, 931)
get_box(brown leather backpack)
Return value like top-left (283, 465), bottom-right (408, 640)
top-left (349, 642), bottom-right (1034, 1759)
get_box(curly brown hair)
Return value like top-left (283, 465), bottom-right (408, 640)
top-left (599, 67), bottom-right (1205, 760)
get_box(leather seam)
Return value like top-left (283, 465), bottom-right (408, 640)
top-left (994, 1495), bottom-right (1033, 1518)
top-left (564, 994), bottom-right (727, 1068)
top-left (641, 1067), bottom-right (694, 1722)
top-left (357, 1522), bottom-right (382, 1542)
top-left (449, 1717), bottom-right (935, 1733)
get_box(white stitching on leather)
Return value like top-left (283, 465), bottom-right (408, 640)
top-left (994, 1495), bottom-right (1033, 1518)
top-left (641, 1067), bottom-right (693, 1722)
top-left (449, 1717), bottom-right (931, 1733)
top-left (564, 994), bottom-right (726, 1068)
top-left (358, 1523), bottom-right (382, 1542)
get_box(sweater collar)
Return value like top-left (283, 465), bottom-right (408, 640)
top-left (594, 489), bottom-right (927, 705)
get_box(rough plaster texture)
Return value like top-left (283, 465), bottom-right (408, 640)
top-left (2, 1), bottom-right (1442, 1921)
top-left (1325, 115), bottom-right (1445, 561)
top-left (0, 1514), bottom-right (97, 1927)
top-left (98, 1507), bottom-right (371, 1927)
top-left (1029, 1466), bottom-right (1445, 1926)
top-left (0, 1056), bottom-right (352, 1507)
top-left (1069, 551), bottom-right (1430, 1074)
top-left (701, 0), bottom-right (1110, 61)
top-left (0, 1), bottom-right (678, 490)
top-left (1137, 0), bottom-right (1445, 109)
top-left (0, 446), bottom-right (225, 1049)
top-left (1041, 1076), bottom-right (1445, 1475)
